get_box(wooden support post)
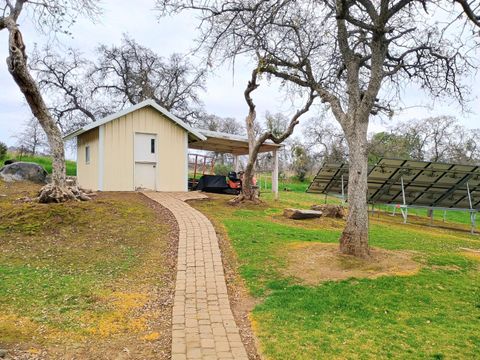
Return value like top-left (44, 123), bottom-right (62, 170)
top-left (210, 156), bottom-right (215, 174)
top-left (234, 155), bottom-right (239, 172)
top-left (193, 154), bottom-right (198, 180)
top-left (272, 149), bottom-right (279, 200)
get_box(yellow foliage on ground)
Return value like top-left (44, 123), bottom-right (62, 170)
top-left (82, 292), bottom-right (150, 337)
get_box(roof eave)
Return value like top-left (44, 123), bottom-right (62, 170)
top-left (61, 99), bottom-right (207, 142)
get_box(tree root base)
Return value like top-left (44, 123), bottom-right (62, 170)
top-left (339, 231), bottom-right (371, 258)
top-left (37, 184), bottom-right (92, 203)
top-left (228, 193), bottom-right (263, 205)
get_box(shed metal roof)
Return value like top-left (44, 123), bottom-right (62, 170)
top-left (63, 99), bottom-right (206, 141)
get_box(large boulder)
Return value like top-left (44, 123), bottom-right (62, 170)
top-left (310, 204), bottom-right (346, 218)
top-left (0, 162), bottom-right (48, 183)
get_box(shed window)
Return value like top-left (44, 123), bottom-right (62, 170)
top-left (85, 145), bottom-right (90, 164)
top-left (150, 138), bottom-right (155, 154)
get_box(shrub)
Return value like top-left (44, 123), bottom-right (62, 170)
top-left (0, 142), bottom-right (7, 160)
top-left (214, 163), bottom-right (233, 176)
top-left (292, 145), bottom-right (311, 182)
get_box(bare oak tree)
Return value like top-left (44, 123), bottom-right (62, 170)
top-left (197, 113), bottom-right (244, 135)
top-left (389, 116), bottom-right (480, 164)
top-left (454, 0), bottom-right (480, 27)
top-left (91, 35), bottom-right (206, 123)
top-left (30, 46), bottom-right (106, 134)
top-left (15, 118), bottom-right (48, 156)
top-left (158, 0), bottom-right (478, 257)
top-left (303, 115), bottom-right (348, 164)
top-left (30, 35), bottom-right (206, 131)
top-left (1, 0), bottom-right (99, 202)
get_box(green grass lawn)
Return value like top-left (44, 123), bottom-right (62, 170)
top-left (191, 186), bottom-right (480, 359)
top-left (1, 153), bottom-right (77, 176)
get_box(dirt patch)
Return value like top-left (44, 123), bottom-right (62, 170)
top-left (460, 247), bottom-right (480, 261)
top-left (281, 243), bottom-right (420, 285)
top-left (271, 213), bottom-right (345, 231)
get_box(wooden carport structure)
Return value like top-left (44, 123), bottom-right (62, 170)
top-left (188, 129), bottom-right (283, 198)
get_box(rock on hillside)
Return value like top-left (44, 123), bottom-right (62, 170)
top-left (0, 162), bottom-right (48, 184)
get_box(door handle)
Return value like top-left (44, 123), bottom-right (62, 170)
top-left (153, 165), bottom-right (156, 168)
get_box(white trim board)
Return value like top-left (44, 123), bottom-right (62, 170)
top-left (98, 125), bottom-right (104, 191)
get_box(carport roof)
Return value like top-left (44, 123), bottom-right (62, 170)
top-left (189, 129), bottom-right (282, 155)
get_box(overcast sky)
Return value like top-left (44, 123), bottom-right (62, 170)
top-left (1, 0), bottom-right (479, 149)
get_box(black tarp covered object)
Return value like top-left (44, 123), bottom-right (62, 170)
top-left (196, 175), bottom-right (229, 192)
top-left (195, 175), bottom-right (240, 194)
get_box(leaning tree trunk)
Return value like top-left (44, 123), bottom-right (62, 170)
top-left (237, 150), bottom-right (260, 203)
top-left (339, 119), bottom-right (370, 258)
top-left (230, 69), bottom-right (261, 204)
top-left (5, 23), bottom-right (76, 203)
top-left (231, 110), bottom-right (261, 203)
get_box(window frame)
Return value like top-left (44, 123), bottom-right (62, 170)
top-left (150, 138), bottom-right (155, 154)
top-left (85, 145), bottom-right (91, 164)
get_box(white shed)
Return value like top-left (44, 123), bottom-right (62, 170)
top-left (65, 99), bottom-right (283, 194)
top-left (65, 100), bottom-right (206, 192)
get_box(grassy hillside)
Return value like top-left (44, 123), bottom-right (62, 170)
top-left (1, 153), bottom-right (76, 176)
top-left (0, 180), bottom-right (175, 358)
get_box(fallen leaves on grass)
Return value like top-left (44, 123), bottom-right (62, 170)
top-left (82, 292), bottom-right (149, 337)
top-left (143, 332), bottom-right (161, 341)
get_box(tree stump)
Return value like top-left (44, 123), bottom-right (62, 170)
top-left (310, 204), bottom-right (346, 218)
top-left (283, 208), bottom-right (322, 219)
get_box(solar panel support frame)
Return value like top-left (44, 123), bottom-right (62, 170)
top-left (389, 178), bottom-right (477, 233)
top-left (341, 175), bottom-right (346, 205)
top-left (376, 175), bottom-right (477, 233)
top-left (399, 176), bottom-right (409, 224)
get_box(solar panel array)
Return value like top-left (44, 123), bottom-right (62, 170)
top-left (307, 158), bottom-right (480, 210)
top-left (307, 163), bottom-right (348, 196)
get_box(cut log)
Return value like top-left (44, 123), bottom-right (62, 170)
top-left (311, 204), bottom-right (346, 218)
top-left (284, 208), bottom-right (322, 220)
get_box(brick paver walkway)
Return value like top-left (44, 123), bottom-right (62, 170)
top-left (144, 192), bottom-right (249, 360)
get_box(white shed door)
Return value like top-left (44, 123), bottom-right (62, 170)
top-left (134, 133), bottom-right (157, 190)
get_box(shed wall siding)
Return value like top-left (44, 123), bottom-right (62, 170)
top-left (77, 128), bottom-right (99, 190)
top-left (102, 107), bottom-right (187, 191)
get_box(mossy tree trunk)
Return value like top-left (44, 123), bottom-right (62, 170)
top-left (5, 21), bottom-right (75, 202)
